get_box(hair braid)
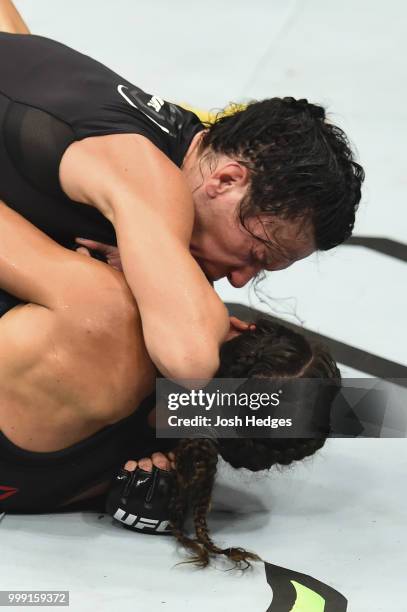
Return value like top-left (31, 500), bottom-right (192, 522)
top-left (169, 438), bottom-right (262, 570)
top-left (163, 315), bottom-right (341, 569)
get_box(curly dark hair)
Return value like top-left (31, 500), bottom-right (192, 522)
top-left (197, 97), bottom-right (365, 250)
top-left (168, 316), bottom-right (341, 570)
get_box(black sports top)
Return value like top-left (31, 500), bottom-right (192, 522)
top-left (0, 391), bottom-right (178, 514)
top-left (0, 32), bottom-right (205, 247)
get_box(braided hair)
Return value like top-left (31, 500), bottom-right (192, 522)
top-left (168, 316), bottom-right (341, 569)
top-left (197, 97), bottom-right (365, 250)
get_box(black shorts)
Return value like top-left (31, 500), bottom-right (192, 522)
top-left (0, 406), bottom-right (160, 513)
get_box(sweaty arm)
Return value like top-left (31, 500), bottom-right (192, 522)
top-left (0, 201), bottom-right (117, 309)
top-left (60, 134), bottom-right (230, 382)
top-left (0, 0), bottom-right (30, 34)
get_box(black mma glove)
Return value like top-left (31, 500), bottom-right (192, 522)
top-left (105, 466), bottom-right (175, 535)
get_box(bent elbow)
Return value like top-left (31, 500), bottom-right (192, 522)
top-left (158, 344), bottom-right (221, 389)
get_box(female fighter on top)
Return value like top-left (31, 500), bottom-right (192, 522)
top-left (0, 1), bottom-right (352, 567)
top-left (0, 1), bottom-right (364, 386)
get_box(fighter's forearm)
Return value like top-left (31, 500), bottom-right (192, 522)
top-left (0, 0), bottom-right (30, 34)
top-left (0, 201), bottom-right (113, 310)
top-left (112, 199), bottom-right (229, 384)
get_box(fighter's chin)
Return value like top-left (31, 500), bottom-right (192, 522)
top-left (198, 260), bottom-right (226, 283)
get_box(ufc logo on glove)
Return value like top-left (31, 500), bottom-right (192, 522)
top-left (106, 466), bottom-right (175, 535)
top-left (113, 508), bottom-right (172, 533)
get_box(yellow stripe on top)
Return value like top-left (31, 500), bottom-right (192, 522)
top-left (177, 102), bottom-right (248, 124)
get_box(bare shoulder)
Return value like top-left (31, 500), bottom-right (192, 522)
top-left (0, 303), bottom-right (56, 379)
top-left (0, 284), bottom-right (154, 427)
top-left (59, 134), bottom-right (194, 240)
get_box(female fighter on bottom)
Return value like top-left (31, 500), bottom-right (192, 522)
top-left (0, 204), bottom-right (340, 568)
